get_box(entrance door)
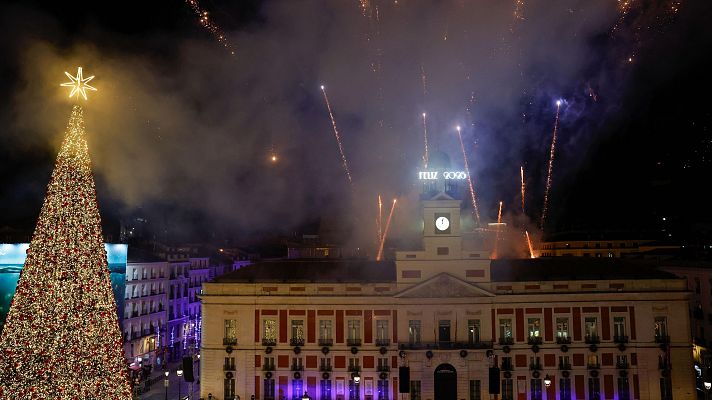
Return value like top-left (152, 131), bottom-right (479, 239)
top-left (434, 363), bottom-right (457, 400)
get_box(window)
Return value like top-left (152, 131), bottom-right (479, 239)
top-left (292, 357), bottom-right (303, 370)
top-left (321, 379), bottom-right (332, 400)
top-left (264, 378), bottom-right (275, 399)
top-left (500, 319), bottom-right (513, 340)
top-left (224, 319), bottom-right (237, 340)
top-left (292, 320), bottom-right (305, 341)
top-left (409, 320), bottom-right (421, 344)
top-left (695, 277), bottom-right (701, 294)
top-left (292, 379), bottom-right (303, 400)
top-left (613, 317), bottom-right (626, 338)
top-left (618, 377), bottom-right (630, 400)
top-left (348, 357), bottom-right (360, 371)
top-left (530, 378), bottom-right (542, 400)
top-left (224, 356), bottom-right (235, 370)
top-left (588, 377), bottom-right (601, 400)
top-left (349, 378), bottom-right (361, 400)
top-left (660, 377), bottom-right (673, 400)
top-left (320, 357), bottom-right (331, 371)
top-left (585, 317), bottom-right (598, 339)
top-left (376, 320), bottom-right (389, 341)
top-left (559, 355), bottom-right (570, 369)
top-left (264, 357), bottom-right (275, 370)
top-left (655, 316), bottom-right (668, 340)
top-left (469, 380), bottom-right (481, 400)
top-left (560, 378), bottom-right (572, 400)
top-left (439, 320), bottom-right (451, 343)
top-left (530, 356), bottom-right (541, 369)
top-left (320, 320), bottom-right (333, 340)
top-left (377, 379), bottom-right (389, 400)
top-left (556, 317), bottom-right (569, 340)
top-left (347, 320), bottom-right (361, 340)
top-left (588, 354), bottom-right (600, 368)
top-left (502, 379), bottom-right (514, 400)
top-left (224, 377), bottom-right (235, 400)
top-left (410, 381), bottom-right (421, 400)
top-left (263, 319), bottom-right (277, 342)
top-left (528, 318), bottom-right (541, 338)
top-left (468, 320), bottom-right (481, 343)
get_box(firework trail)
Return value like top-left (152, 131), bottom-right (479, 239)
top-left (497, 201), bottom-right (503, 224)
top-left (422, 113), bottom-right (429, 168)
top-left (185, 0), bottom-right (235, 55)
top-left (520, 166), bottom-right (526, 213)
top-left (377, 195), bottom-right (383, 244)
top-left (376, 199), bottom-right (397, 261)
top-left (525, 231), bottom-right (536, 258)
top-left (457, 126), bottom-right (481, 227)
top-left (420, 63), bottom-right (428, 99)
top-left (320, 85), bottom-right (353, 185)
top-left (465, 92), bottom-right (476, 128)
top-left (492, 201), bottom-right (504, 259)
top-left (540, 100), bottom-right (562, 229)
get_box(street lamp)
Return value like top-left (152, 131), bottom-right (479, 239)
top-left (301, 391), bottom-right (311, 400)
top-left (706, 382), bottom-right (712, 390)
top-left (164, 371), bottom-right (170, 400)
top-left (177, 369), bottom-right (183, 400)
top-left (544, 374), bottom-right (552, 388)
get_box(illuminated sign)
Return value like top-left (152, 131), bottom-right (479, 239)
top-left (418, 171), bottom-right (467, 180)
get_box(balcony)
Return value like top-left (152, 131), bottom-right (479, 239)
top-left (375, 338), bottom-right (390, 347)
top-left (262, 364), bottom-right (276, 371)
top-left (558, 363), bottom-right (572, 370)
top-left (377, 365), bottom-right (390, 372)
top-left (529, 363), bottom-right (542, 371)
top-left (501, 361), bottom-right (514, 371)
top-left (527, 336), bottom-right (543, 345)
top-left (347, 365), bottom-right (361, 373)
top-left (655, 335), bottom-right (670, 344)
top-left (262, 338), bottom-right (277, 346)
top-left (499, 337), bottom-right (514, 345)
top-left (347, 339), bottom-right (362, 347)
top-left (318, 339), bottom-right (334, 347)
top-left (290, 338), bottom-right (305, 347)
top-left (223, 364), bottom-right (236, 371)
top-left (584, 334), bottom-right (600, 344)
top-left (223, 338), bottom-right (238, 346)
top-left (319, 364), bottom-right (332, 372)
top-left (614, 335), bottom-right (629, 344)
top-left (587, 362), bottom-right (601, 370)
top-left (616, 361), bottom-right (629, 369)
top-left (556, 336), bottom-right (571, 344)
top-left (398, 341), bottom-right (493, 350)
top-left (290, 364), bottom-right (304, 371)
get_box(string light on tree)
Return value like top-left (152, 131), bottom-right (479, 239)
top-left (0, 68), bottom-right (131, 398)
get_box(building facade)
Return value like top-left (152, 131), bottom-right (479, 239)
top-left (200, 195), bottom-right (696, 400)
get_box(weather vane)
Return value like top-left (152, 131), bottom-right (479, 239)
top-left (60, 67), bottom-right (97, 100)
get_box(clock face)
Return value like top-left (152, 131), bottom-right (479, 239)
top-left (435, 216), bottom-right (450, 231)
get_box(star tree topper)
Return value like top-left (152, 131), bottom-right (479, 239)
top-left (60, 67), bottom-right (97, 100)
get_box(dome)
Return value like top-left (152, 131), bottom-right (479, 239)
top-left (428, 150), bottom-right (451, 170)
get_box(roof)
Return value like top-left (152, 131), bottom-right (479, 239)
top-left (491, 258), bottom-right (679, 281)
top-left (212, 259), bottom-right (396, 283)
top-left (127, 248), bottom-right (165, 263)
top-left (543, 230), bottom-right (661, 242)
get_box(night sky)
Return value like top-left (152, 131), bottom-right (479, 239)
top-left (0, 0), bottom-right (711, 250)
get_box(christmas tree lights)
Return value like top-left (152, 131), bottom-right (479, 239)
top-left (0, 69), bottom-right (131, 398)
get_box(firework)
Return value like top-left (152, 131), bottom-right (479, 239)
top-left (457, 126), bottom-right (481, 227)
top-left (420, 63), bottom-right (428, 99)
top-left (465, 92), bottom-right (476, 128)
top-left (540, 100), bottom-right (562, 228)
top-left (520, 166), bottom-right (526, 213)
top-left (422, 113), bottom-right (429, 168)
top-left (320, 85), bottom-right (353, 185)
top-left (185, 0), bottom-right (235, 55)
top-left (377, 194), bottom-right (383, 244)
top-left (376, 199), bottom-right (397, 261)
top-left (525, 230), bottom-right (535, 258)
top-left (497, 201), bottom-right (503, 224)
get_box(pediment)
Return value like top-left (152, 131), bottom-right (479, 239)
top-left (395, 273), bottom-right (495, 298)
top-left (430, 191), bottom-right (455, 201)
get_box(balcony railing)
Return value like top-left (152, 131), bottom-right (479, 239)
top-left (655, 335), bottom-right (670, 344)
top-left (584, 334), bottom-right (600, 344)
top-left (499, 337), bottom-right (514, 345)
top-left (262, 364), bottom-right (276, 371)
top-left (556, 336), bottom-right (571, 344)
top-left (223, 338), bottom-right (238, 346)
top-left (377, 365), bottom-right (390, 372)
top-left (347, 339), bottom-right (362, 347)
top-left (613, 335), bottom-right (629, 344)
top-left (527, 336), bottom-right (543, 345)
top-left (375, 338), bottom-right (390, 347)
top-left (587, 362), bottom-right (601, 370)
top-left (616, 361), bottom-right (629, 369)
top-left (398, 341), bottom-right (493, 350)
top-left (290, 338), bottom-right (305, 347)
top-left (529, 363), bottom-right (542, 371)
top-left (558, 363), bottom-right (572, 370)
top-left (501, 361), bottom-right (514, 371)
top-left (318, 339), bottom-right (333, 347)
top-left (262, 338), bottom-right (277, 346)
top-left (319, 364), bottom-right (332, 372)
top-left (223, 364), bottom-right (236, 371)
top-left (347, 365), bottom-right (361, 373)
top-left (290, 364), bottom-right (304, 371)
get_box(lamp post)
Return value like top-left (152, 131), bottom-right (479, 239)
top-left (705, 381), bottom-right (711, 400)
top-left (164, 371), bottom-right (170, 400)
top-left (544, 374), bottom-right (552, 398)
top-left (177, 369), bottom-right (183, 400)
top-left (301, 391), bottom-right (311, 400)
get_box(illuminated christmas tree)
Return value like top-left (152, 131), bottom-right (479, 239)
top-left (0, 68), bottom-right (131, 399)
